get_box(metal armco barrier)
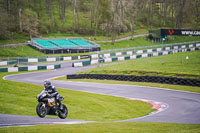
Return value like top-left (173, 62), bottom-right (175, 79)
top-left (72, 43), bottom-right (200, 67)
top-left (90, 42), bottom-right (200, 59)
top-left (67, 74), bottom-right (200, 87)
top-left (0, 64), bottom-right (61, 72)
top-left (0, 55), bottom-right (89, 66)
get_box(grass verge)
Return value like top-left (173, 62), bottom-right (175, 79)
top-left (0, 72), bottom-right (154, 121)
top-left (0, 33), bottom-right (29, 45)
top-left (0, 36), bottom-right (199, 57)
top-left (53, 50), bottom-right (200, 93)
top-left (98, 36), bottom-right (200, 50)
top-left (0, 45), bottom-right (90, 57)
top-left (0, 122), bottom-right (200, 133)
top-left (54, 77), bottom-right (200, 94)
top-left (79, 51), bottom-right (200, 79)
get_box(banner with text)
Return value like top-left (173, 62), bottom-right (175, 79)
top-left (161, 29), bottom-right (200, 36)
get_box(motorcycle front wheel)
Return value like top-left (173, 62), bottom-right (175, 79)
top-left (58, 104), bottom-right (68, 119)
top-left (36, 102), bottom-right (47, 118)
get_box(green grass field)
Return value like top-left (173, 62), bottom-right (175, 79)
top-left (0, 45), bottom-right (92, 58)
top-left (0, 46), bottom-right (45, 57)
top-left (0, 122), bottom-right (200, 133)
top-left (0, 27), bottom-right (148, 45)
top-left (0, 72), bottom-right (154, 121)
top-left (0, 33), bottom-right (29, 45)
top-left (0, 3), bottom-right (200, 132)
top-left (52, 50), bottom-right (200, 94)
top-left (0, 35), bottom-right (200, 132)
top-left (0, 45), bottom-right (91, 58)
top-left (99, 36), bottom-right (200, 50)
top-left (0, 35), bottom-right (199, 57)
top-left (79, 50), bottom-right (200, 79)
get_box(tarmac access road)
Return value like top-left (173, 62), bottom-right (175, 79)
top-left (96, 34), bottom-right (148, 43)
top-left (1, 61), bottom-right (200, 127)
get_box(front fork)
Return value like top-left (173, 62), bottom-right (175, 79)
top-left (42, 102), bottom-right (46, 108)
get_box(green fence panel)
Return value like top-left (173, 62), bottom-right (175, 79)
top-left (56, 57), bottom-right (63, 61)
top-left (55, 64), bottom-right (61, 69)
top-left (125, 56), bottom-right (130, 60)
top-left (7, 60), bottom-right (17, 65)
top-left (168, 51), bottom-right (173, 54)
top-left (110, 53), bottom-right (116, 57)
top-left (136, 55), bottom-right (142, 59)
top-left (186, 44), bottom-right (189, 48)
top-left (38, 58), bottom-right (46, 62)
top-left (152, 49), bottom-right (157, 52)
top-left (60, 57), bottom-right (64, 61)
top-left (112, 57), bottom-right (118, 62)
top-left (148, 54), bottom-right (153, 57)
top-left (82, 61), bottom-right (91, 66)
top-left (0, 68), bottom-right (8, 72)
top-left (72, 56), bottom-right (78, 60)
top-left (38, 66), bottom-right (47, 70)
top-left (158, 52), bottom-right (163, 56)
top-left (19, 58), bottom-right (28, 62)
top-left (143, 50), bottom-right (147, 53)
top-left (19, 67), bottom-right (28, 71)
top-left (122, 52), bottom-right (127, 55)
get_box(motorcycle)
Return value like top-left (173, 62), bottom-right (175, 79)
top-left (36, 91), bottom-right (68, 119)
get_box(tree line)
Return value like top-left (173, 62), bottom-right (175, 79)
top-left (0, 0), bottom-right (199, 43)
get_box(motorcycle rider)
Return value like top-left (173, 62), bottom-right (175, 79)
top-left (42, 80), bottom-right (63, 109)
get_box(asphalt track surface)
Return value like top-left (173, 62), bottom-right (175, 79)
top-left (1, 61), bottom-right (200, 127)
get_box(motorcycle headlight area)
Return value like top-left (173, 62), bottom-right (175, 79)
top-left (48, 98), bottom-right (56, 106)
top-left (48, 98), bottom-right (55, 103)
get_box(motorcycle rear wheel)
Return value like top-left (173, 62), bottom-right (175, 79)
top-left (36, 102), bottom-right (47, 118)
top-left (58, 104), bottom-right (68, 119)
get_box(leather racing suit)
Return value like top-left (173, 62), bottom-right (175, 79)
top-left (44, 85), bottom-right (62, 109)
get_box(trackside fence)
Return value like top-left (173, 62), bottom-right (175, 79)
top-left (0, 55), bottom-right (89, 66)
top-left (0, 64), bottom-right (61, 72)
top-left (90, 41), bottom-right (200, 54)
top-left (72, 43), bottom-right (200, 67)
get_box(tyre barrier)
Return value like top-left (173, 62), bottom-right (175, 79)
top-left (0, 64), bottom-right (61, 72)
top-left (67, 74), bottom-right (200, 87)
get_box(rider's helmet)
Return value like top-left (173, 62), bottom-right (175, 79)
top-left (44, 80), bottom-right (51, 88)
